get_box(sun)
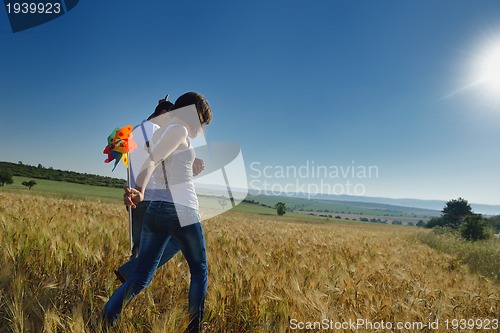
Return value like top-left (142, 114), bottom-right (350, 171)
top-left (445, 33), bottom-right (500, 107)
top-left (465, 32), bottom-right (500, 107)
top-left (475, 41), bottom-right (500, 96)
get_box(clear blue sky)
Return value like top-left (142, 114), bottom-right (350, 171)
top-left (1, 1), bottom-right (500, 204)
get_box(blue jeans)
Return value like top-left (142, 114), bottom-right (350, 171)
top-left (102, 201), bottom-right (208, 332)
top-left (118, 201), bottom-right (180, 278)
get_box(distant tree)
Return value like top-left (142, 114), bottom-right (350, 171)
top-left (218, 197), bottom-right (228, 210)
top-left (38, 163), bottom-right (43, 169)
top-left (416, 220), bottom-right (426, 227)
top-left (275, 202), bottom-right (286, 216)
top-left (425, 216), bottom-right (445, 228)
top-left (487, 215), bottom-right (500, 233)
top-left (0, 171), bottom-right (13, 187)
top-left (460, 214), bottom-right (491, 241)
top-left (408, 222), bottom-right (415, 226)
top-left (442, 197), bottom-right (472, 228)
top-left (22, 180), bottom-right (37, 190)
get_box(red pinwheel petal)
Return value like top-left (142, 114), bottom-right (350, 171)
top-left (103, 145), bottom-right (113, 154)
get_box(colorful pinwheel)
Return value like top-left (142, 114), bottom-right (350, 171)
top-left (103, 124), bottom-right (137, 253)
top-left (103, 125), bottom-right (137, 171)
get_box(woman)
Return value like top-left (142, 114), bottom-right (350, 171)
top-left (101, 92), bottom-right (212, 333)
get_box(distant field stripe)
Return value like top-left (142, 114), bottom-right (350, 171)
top-left (1, 176), bottom-right (123, 202)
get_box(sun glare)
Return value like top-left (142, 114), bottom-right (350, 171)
top-left (476, 42), bottom-right (500, 96)
top-left (462, 33), bottom-right (500, 107)
top-left (446, 32), bottom-right (500, 108)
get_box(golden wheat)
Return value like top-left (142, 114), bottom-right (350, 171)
top-left (0, 193), bottom-right (498, 332)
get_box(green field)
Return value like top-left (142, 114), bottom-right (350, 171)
top-left (247, 194), bottom-right (438, 218)
top-left (230, 201), bottom-right (330, 219)
top-left (1, 176), bottom-right (123, 203)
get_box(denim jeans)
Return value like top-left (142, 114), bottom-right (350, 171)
top-left (102, 201), bottom-right (208, 332)
top-left (118, 201), bottom-right (180, 278)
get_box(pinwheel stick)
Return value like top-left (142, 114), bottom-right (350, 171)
top-left (127, 155), bottom-right (133, 253)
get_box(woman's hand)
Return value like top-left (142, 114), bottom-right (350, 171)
top-left (193, 158), bottom-right (205, 176)
top-left (123, 186), bottom-right (144, 208)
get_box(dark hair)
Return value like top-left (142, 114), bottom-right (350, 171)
top-left (147, 100), bottom-right (175, 121)
top-left (173, 92), bottom-right (212, 125)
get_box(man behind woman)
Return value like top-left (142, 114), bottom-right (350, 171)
top-left (115, 96), bottom-right (204, 282)
top-left (101, 92), bottom-right (212, 333)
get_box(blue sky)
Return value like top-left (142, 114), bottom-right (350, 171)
top-left (1, 1), bottom-right (500, 205)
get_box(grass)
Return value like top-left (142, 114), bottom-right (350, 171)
top-left (419, 230), bottom-right (500, 283)
top-left (0, 192), bottom-right (499, 332)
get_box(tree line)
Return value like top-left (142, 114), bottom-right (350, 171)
top-left (425, 197), bottom-right (500, 241)
top-left (0, 161), bottom-right (125, 188)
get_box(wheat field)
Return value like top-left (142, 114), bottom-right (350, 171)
top-left (0, 193), bottom-right (498, 332)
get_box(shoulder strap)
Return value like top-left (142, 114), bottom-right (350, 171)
top-left (140, 121), bottom-right (151, 154)
top-left (142, 121), bottom-right (169, 189)
top-left (161, 161), bottom-right (169, 189)
top-left (141, 121), bottom-right (168, 189)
